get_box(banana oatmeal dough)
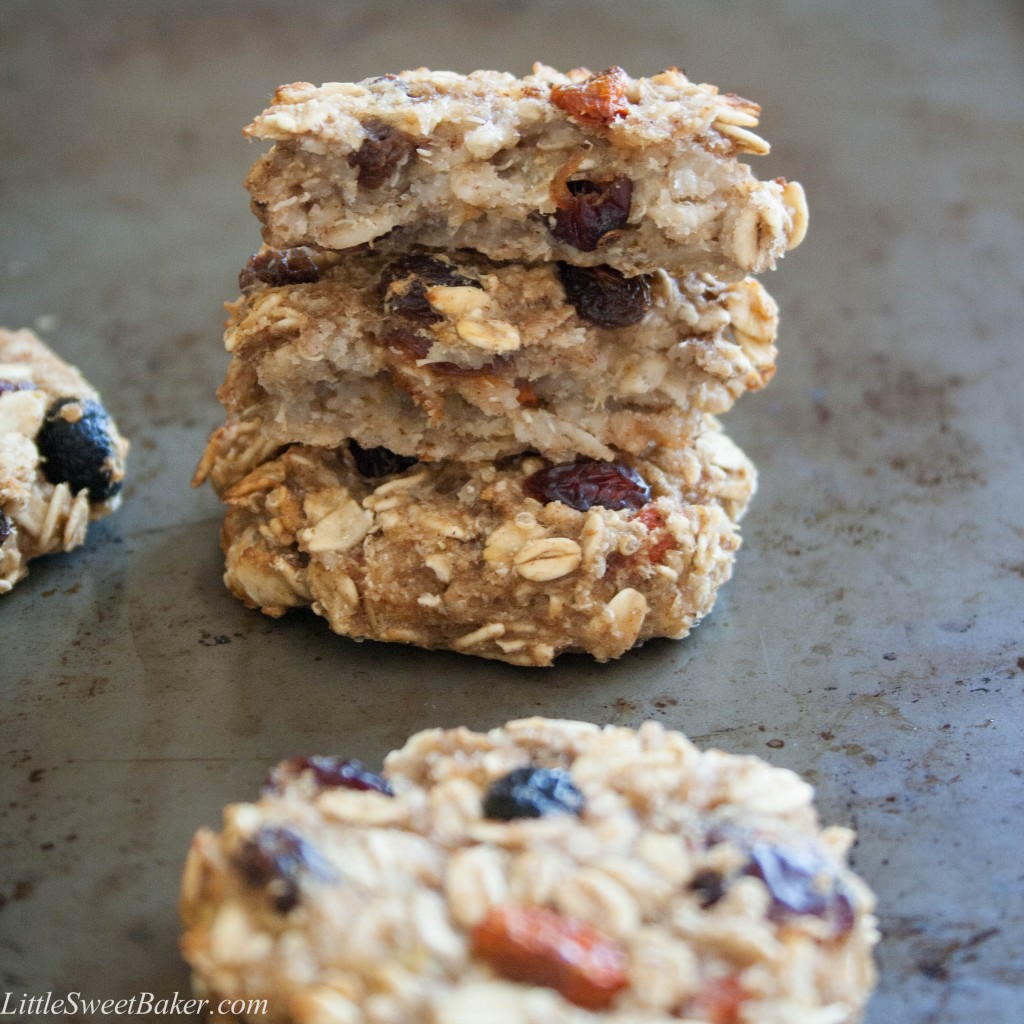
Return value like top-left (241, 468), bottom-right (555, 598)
top-left (245, 65), bottom-right (807, 279)
top-left (209, 419), bottom-right (754, 665)
top-left (0, 328), bottom-right (128, 593)
top-left (218, 246), bottom-right (778, 462)
top-left (180, 717), bottom-right (878, 1024)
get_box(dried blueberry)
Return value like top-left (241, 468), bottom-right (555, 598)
top-left (482, 767), bottom-right (584, 821)
top-left (348, 440), bottom-right (419, 478)
top-left (0, 509), bottom-right (11, 545)
top-left (0, 380), bottom-right (33, 395)
top-left (557, 263), bottom-right (652, 327)
top-left (348, 118), bottom-right (417, 190)
top-left (266, 755), bottom-right (393, 795)
top-left (239, 247), bottom-right (321, 290)
top-left (550, 176), bottom-right (633, 252)
top-left (380, 253), bottom-right (480, 321)
top-left (523, 458), bottom-right (650, 513)
top-left (689, 869), bottom-right (727, 908)
top-left (235, 825), bottom-right (335, 913)
top-left (746, 843), bottom-right (856, 936)
top-left (36, 398), bottom-right (121, 502)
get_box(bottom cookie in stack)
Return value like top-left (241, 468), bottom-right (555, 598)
top-left (196, 416), bottom-right (755, 665)
top-left (180, 718), bottom-right (878, 1023)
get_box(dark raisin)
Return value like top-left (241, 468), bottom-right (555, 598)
top-left (0, 509), bottom-right (11, 544)
top-left (0, 379), bottom-right (34, 395)
top-left (381, 323), bottom-right (433, 361)
top-left (550, 176), bottom-right (633, 252)
top-left (482, 767), bottom-right (584, 821)
top-left (523, 458), bottom-right (650, 513)
top-left (348, 118), bottom-right (417, 189)
top-left (36, 398), bottom-right (121, 502)
top-left (239, 247), bottom-right (321, 290)
top-left (235, 825), bottom-right (335, 913)
top-left (380, 253), bottom-right (480, 321)
top-left (348, 440), bottom-right (418, 478)
top-left (557, 263), bottom-right (652, 327)
top-left (745, 844), bottom-right (856, 936)
top-left (550, 67), bottom-right (630, 128)
top-left (266, 755), bottom-right (393, 795)
top-left (689, 869), bottom-right (727, 908)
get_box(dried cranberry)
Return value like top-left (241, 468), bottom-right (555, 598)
top-left (36, 398), bottom-right (121, 502)
top-left (524, 458), bottom-right (650, 513)
top-left (266, 755), bottom-right (393, 795)
top-left (0, 510), bottom-right (11, 544)
top-left (348, 440), bottom-right (418, 479)
top-left (0, 379), bottom-right (33, 395)
top-left (551, 176), bottom-right (633, 252)
top-left (239, 247), bottom-right (320, 290)
top-left (689, 869), bottom-right (727, 908)
top-left (472, 905), bottom-right (628, 1010)
top-left (557, 263), bottom-right (652, 327)
top-left (550, 67), bottom-right (630, 128)
top-left (746, 844), bottom-right (856, 936)
top-left (687, 975), bottom-right (747, 1024)
top-left (483, 767), bottom-right (584, 821)
top-left (380, 253), bottom-right (480, 321)
top-left (348, 118), bottom-right (417, 190)
top-left (235, 826), bottom-right (335, 913)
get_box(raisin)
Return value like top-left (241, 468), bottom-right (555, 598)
top-left (36, 398), bottom-right (121, 502)
top-left (550, 67), bottom-right (630, 128)
top-left (482, 767), bottom-right (584, 821)
top-left (746, 843), bottom-right (856, 936)
top-left (0, 510), bottom-right (11, 544)
top-left (348, 440), bottom-right (418, 479)
top-left (235, 826), bottom-right (335, 913)
top-left (380, 253), bottom-right (480, 321)
top-left (557, 263), bottom-right (652, 327)
top-left (348, 118), bottom-right (417, 190)
top-left (266, 755), bottom-right (393, 795)
top-left (472, 905), bottom-right (628, 1010)
top-left (239, 247), bottom-right (321, 290)
top-left (382, 323), bottom-right (433, 361)
top-left (524, 458), bottom-right (650, 513)
top-left (550, 176), bottom-right (633, 252)
top-left (0, 380), bottom-right (33, 395)
top-left (689, 869), bottom-right (727, 908)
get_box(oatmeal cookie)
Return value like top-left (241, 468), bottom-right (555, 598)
top-left (0, 328), bottom-right (128, 593)
top-left (180, 717), bottom-right (878, 1024)
top-left (245, 65), bottom-right (807, 279)
top-left (213, 420), bottom-right (754, 664)
top-left (216, 246), bottom-right (778, 462)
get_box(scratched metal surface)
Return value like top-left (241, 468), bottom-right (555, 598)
top-left (1, 1), bottom-right (1022, 1020)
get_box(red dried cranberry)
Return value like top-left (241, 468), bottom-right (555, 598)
top-left (380, 253), bottom-right (480, 321)
top-left (557, 263), bottom-right (652, 327)
top-left (550, 67), bottom-right (630, 128)
top-left (550, 176), bottom-right (632, 252)
top-left (266, 755), bottom-right (393, 795)
top-left (524, 458), bottom-right (650, 513)
top-left (37, 398), bottom-right (121, 502)
top-left (746, 843), bottom-right (856, 936)
top-left (0, 510), bottom-right (11, 544)
top-left (235, 826), bottom-right (335, 913)
top-left (348, 118), bottom-right (417, 189)
top-left (347, 440), bottom-right (418, 479)
top-left (0, 380), bottom-right (34, 395)
top-left (239, 247), bottom-right (321, 290)
top-left (687, 975), bottom-right (747, 1024)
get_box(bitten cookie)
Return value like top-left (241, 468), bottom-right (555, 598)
top-left (180, 717), bottom-right (878, 1024)
top-left (209, 419), bottom-right (753, 665)
top-left (245, 65), bottom-right (806, 279)
top-left (0, 328), bottom-right (128, 593)
top-left (217, 246), bottom-right (778, 462)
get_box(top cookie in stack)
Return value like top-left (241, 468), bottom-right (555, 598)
top-left (198, 65), bottom-right (805, 664)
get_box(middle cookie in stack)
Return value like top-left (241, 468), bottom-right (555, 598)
top-left (197, 65), bottom-right (805, 665)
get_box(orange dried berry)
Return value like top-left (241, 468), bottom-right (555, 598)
top-left (688, 975), bottom-right (747, 1024)
top-left (636, 506), bottom-right (673, 563)
top-left (550, 67), bottom-right (631, 128)
top-left (471, 905), bottom-right (629, 1010)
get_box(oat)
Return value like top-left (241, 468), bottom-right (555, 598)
top-left (513, 537), bottom-right (582, 581)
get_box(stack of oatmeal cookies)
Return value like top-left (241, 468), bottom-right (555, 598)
top-left (195, 65), bottom-right (806, 665)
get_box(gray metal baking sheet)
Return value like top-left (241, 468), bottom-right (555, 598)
top-left (2, 1), bottom-right (1022, 1020)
